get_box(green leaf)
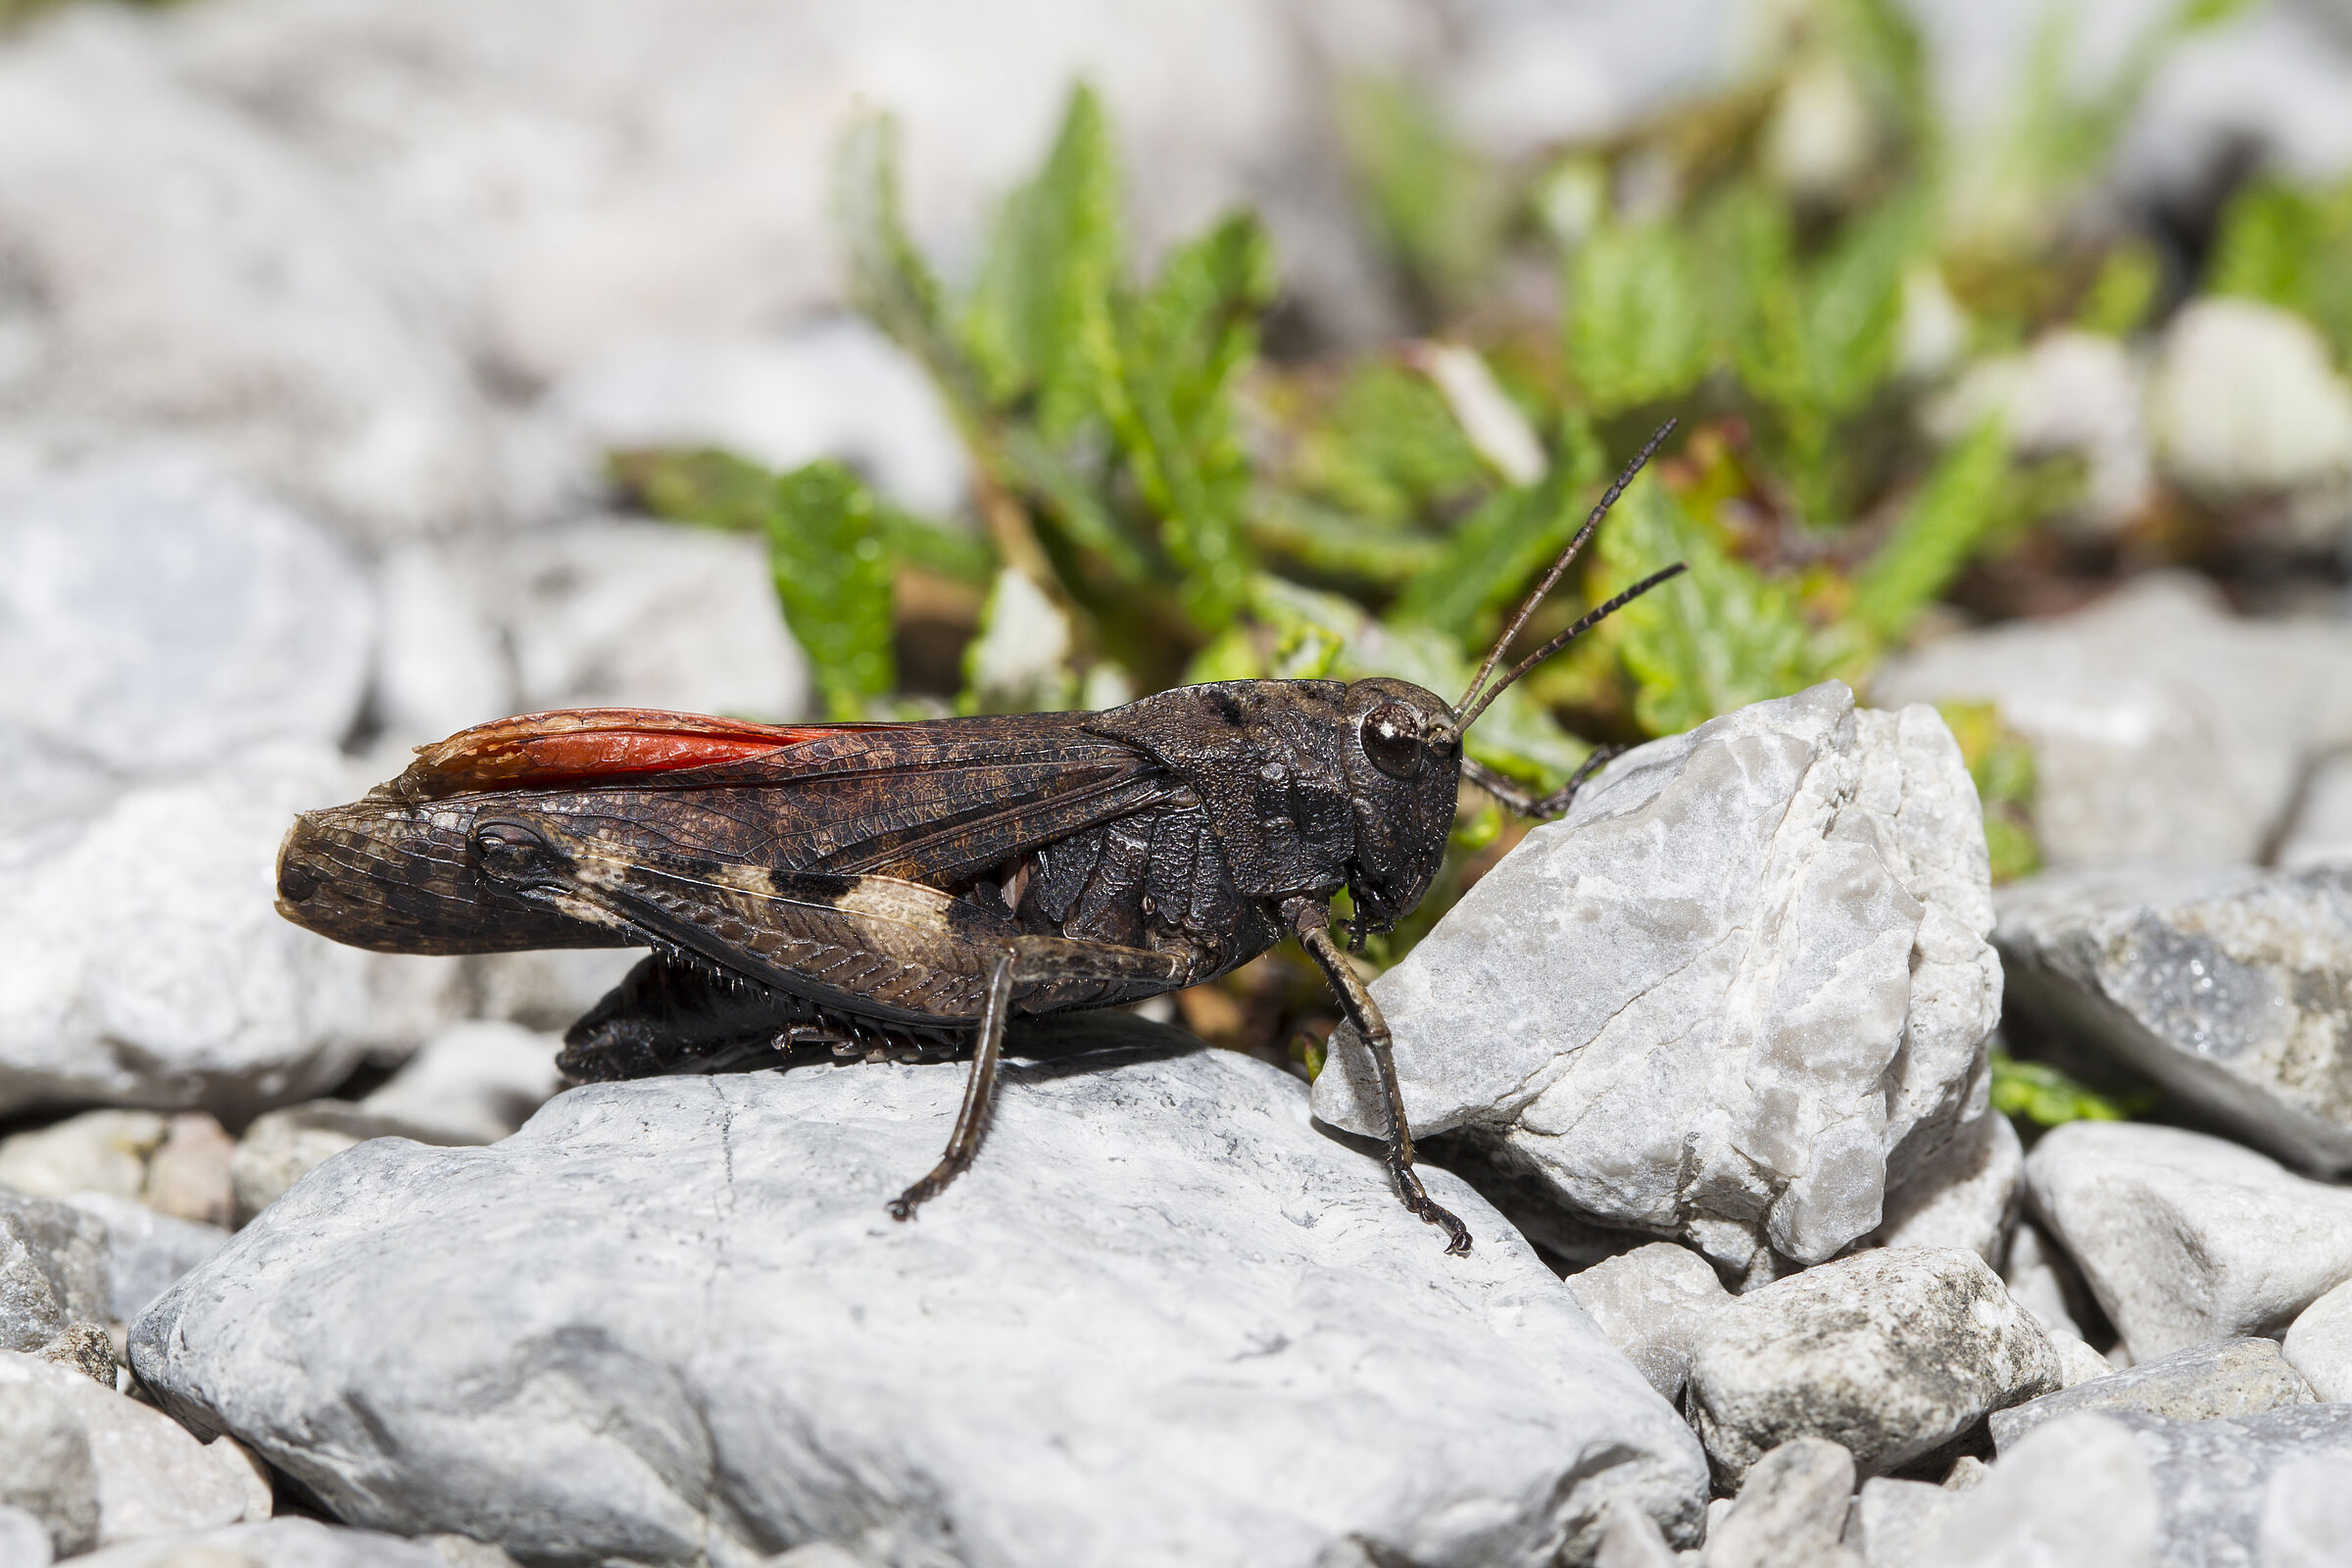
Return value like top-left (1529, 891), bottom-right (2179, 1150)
top-left (835, 114), bottom-right (980, 418)
top-left (960, 85), bottom-right (1125, 436)
top-left (1990, 1049), bottom-right (2150, 1128)
top-left (1936, 698), bottom-right (2043, 882)
top-left (1564, 220), bottom-right (1709, 415)
top-left (1337, 78), bottom-right (1508, 301)
top-left (1850, 416), bottom-right (2010, 638)
top-left (1289, 362), bottom-right (1490, 527)
top-left (1237, 576), bottom-right (1591, 787)
top-left (608, 448), bottom-right (776, 533)
top-left (768, 463), bottom-right (897, 718)
top-left (1598, 475), bottom-right (1817, 736)
top-left (2209, 178), bottom-right (2352, 367)
top-left (1244, 494), bottom-right (1446, 586)
top-left (1394, 413), bottom-right (1607, 638)
top-left (1104, 214), bottom-right (1272, 626)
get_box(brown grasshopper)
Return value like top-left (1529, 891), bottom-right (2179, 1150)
top-left (276, 426), bottom-right (1683, 1252)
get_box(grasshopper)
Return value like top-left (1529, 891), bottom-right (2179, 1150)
top-left (278, 427), bottom-right (1683, 1251)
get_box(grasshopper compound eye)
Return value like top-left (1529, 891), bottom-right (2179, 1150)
top-left (1358, 702), bottom-right (1424, 780)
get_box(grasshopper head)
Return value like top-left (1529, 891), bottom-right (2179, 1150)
top-left (275, 795), bottom-right (626, 956)
top-left (1333, 677), bottom-right (1461, 931)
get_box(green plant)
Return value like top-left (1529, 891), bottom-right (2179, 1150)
top-left (1990, 1048), bottom-right (2154, 1128)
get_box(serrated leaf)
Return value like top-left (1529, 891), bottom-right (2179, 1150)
top-left (835, 114), bottom-right (979, 417)
top-left (1395, 412), bottom-right (1605, 638)
top-left (1850, 416), bottom-right (2009, 638)
top-left (1599, 475), bottom-right (1817, 736)
top-left (960, 85), bottom-right (1124, 436)
top-left (1338, 78), bottom-right (1509, 302)
top-left (1989, 1049), bottom-right (2149, 1127)
top-left (1289, 361), bottom-right (1490, 527)
top-left (1564, 220), bottom-right (1709, 415)
top-left (609, 447), bottom-right (774, 533)
top-left (1103, 213), bottom-right (1271, 626)
top-left (769, 463), bottom-right (897, 718)
top-left (1244, 494), bottom-right (1446, 586)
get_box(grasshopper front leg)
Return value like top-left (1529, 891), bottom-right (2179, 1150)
top-left (1283, 896), bottom-right (1472, 1255)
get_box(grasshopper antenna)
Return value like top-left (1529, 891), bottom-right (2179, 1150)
top-left (1452, 418), bottom-right (1682, 733)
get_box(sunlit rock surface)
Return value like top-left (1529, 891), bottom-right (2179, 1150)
top-left (1997, 862), bottom-right (2352, 1173)
top-left (132, 1024), bottom-right (1708, 1568)
top-left (1315, 683), bottom-right (2001, 1279)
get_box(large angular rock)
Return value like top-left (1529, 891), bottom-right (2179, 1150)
top-left (1874, 573), bottom-right (2352, 867)
top-left (2116, 1405), bottom-right (2352, 1568)
top-left (1565, 1242), bottom-right (1730, 1402)
top-left (0, 745), bottom-right (466, 1120)
top-left (0, 462), bottom-right (371, 831)
top-left (0, 1353), bottom-right (270, 1547)
top-left (56, 1196), bottom-right (229, 1325)
top-left (131, 1028), bottom-right (1708, 1567)
top-left (69, 1520), bottom-right (452, 1568)
top-left (1701, 1438), bottom-right (1861, 1568)
top-left (1681, 1248), bottom-right (2059, 1485)
top-left (1905, 1413), bottom-right (2159, 1568)
top-left (1868, 1098), bottom-right (2021, 1265)
top-left (1987, 1338), bottom-right (2314, 1452)
top-left (0, 1381), bottom-right (98, 1557)
top-left (2282, 1278), bottom-right (2352, 1402)
top-left (2024, 1122), bottom-right (2352, 1360)
top-left (1996, 863), bottom-right (2352, 1173)
top-left (69, 1520), bottom-right (451, 1568)
top-left (1314, 683), bottom-right (2001, 1278)
top-left (0, 1193), bottom-right (109, 1354)
top-left (0, 14), bottom-right (500, 541)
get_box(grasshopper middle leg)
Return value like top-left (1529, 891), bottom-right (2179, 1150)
top-left (1284, 896), bottom-right (1472, 1254)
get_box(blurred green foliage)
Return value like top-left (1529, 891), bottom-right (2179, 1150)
top-left (1938, 699), bottom-right (2043, 882)
top-left (612, 0), bottom-right (2352, 974)
top-left (1990, 1048), bottom-right (2155, 1128)
top-left (2209, 176), bottom-right (2352, 368)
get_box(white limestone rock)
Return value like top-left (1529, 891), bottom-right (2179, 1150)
top-left (2002, 1218), bottom-right (2093, 1344)
top-left (1988, 1338), bottom-right (2315, 1453)
top-left (0, 462), bottom-right (371, 832)
top-left (2277, 751), bottom-right (2352, 871)
top-left (1869, 1099), bottom-right (2021, 1265)
top-left (1702, 1438), bottom-right (1861, 1568)
top-left (1681, 1248), bottom-right (2059, 1486)
top-left (496, 519), bottom-right (808, 721)
top-left (1850, 1477), bottom-right (1958, 1568)
top-left (55, 1196), bottom-right (228, 1325)
top-left (2259, 1454), bottom-right (2352, 1568)
top-left (2282, 1278), bottom-right (2352, 1402)
top-left (0, 1353), bottom-right (270, 1547)
top-left (0, 1503), bottom-right (55, 1568)
top-left (1875, 573), bottom-right (2352, 867)
top-left (0, 1381), bottom-right (97, 1558)
top-left (543, 320), bottom-right (971, 519)
top-left (355, 1022), bottom-right (564, 1149)
top-left (2024, 1121), bottom-right (2352, 1360)
top-left (1925, 330), bottom-right (2153, 534)
top-left (0, 1193), bottom-right (109, 1355)
top-left (69, 1520), bottom-right (448, 1568)
top-left (1909, 1412), bottom-right (2159, 1568)
top-left (2148, 299), bottom-right (2352, 507)
top-left (131, 1030), bottom-right (1709, 1567)
top-left (0, 746), bottom-right (465, 1121)
top-left (0, 14), bottom-right (500, 542)
top-left (1565, 1242), bottom-right (1730, 1403)
top-left (368, 544), bottom-right (515, 756)
top-left (2117, 1405), bottom-right (2352, 1568)
top-left (0, 1113), bottom-right (168, 1205)
top-left (1314, 683), bottom-right (2001, 1279)
top-left (1996, 863), bottom-right (2352, 1174)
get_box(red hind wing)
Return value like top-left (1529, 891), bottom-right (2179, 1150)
top-left (386, 709), bottom-right (881, 800)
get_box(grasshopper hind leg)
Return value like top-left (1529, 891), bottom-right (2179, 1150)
top-left (887, 954), bottom-right (1014, 1222)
